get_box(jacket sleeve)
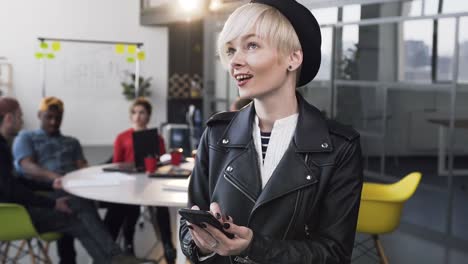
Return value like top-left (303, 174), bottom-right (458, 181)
top-left (0, 150), bottom-right (55, 209)
top-left (242, 138), bottom-right (363, 264)
top-left (179, 127), bottom-right (217, 263)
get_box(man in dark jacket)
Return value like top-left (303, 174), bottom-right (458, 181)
top-left (0, 97), bottom-right (146, 264)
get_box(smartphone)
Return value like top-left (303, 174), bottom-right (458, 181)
top-left (178, 208), bottom-right (234, 239)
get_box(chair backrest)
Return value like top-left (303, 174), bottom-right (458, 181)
top-left (357, 172), bottom-right (422, 234)
top-left (361, 172), bottom-right (422, 203)
top-left (0, 203), bottom-right (38, 241)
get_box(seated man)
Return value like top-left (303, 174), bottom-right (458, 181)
top-left (12, 96), bottom-right (85, 264)
top-left (0, 97), bottom-right (147, 264)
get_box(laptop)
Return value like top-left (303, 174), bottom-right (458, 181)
top-left (103, 128), bottom-right (160, 173)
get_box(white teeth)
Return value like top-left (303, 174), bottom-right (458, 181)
top-left (235, 74), bottom-right (251, 81)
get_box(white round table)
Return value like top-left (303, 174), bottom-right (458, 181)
top-left (63, 162), bottom-right (192, 264)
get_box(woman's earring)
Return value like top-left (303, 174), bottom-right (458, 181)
top-left (288, 65), bottom-right (293, 71)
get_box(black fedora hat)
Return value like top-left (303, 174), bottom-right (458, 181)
top-left (250, 0), bottom-right (321, 86)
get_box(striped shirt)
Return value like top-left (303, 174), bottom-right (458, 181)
top-left (253, 113), bottom-right (299, 188)
top-left (260, 132), bottom-right (271, 161)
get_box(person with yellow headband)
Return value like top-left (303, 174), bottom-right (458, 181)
top-left (12, 96), bottom-right (88, 264)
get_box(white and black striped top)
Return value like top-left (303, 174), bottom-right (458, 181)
top-left (253, 113), bottom-right (299, 189)
top-left (260, 132), bottom-right (271, 161)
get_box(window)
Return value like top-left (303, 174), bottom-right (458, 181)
top-left (443, 0), bottom-right (468, 14)
top-left (436, 18), bottom-right (455, 82)
top-left (342, 4), bottom-right (361, 22)
top-left (312, 7), bottom-right (338, 25)
top-left (401, 20), bottom-right (433, 82)
top-left (312, 7), bottom-right (338, 81)
top-left (315, 27), bottom-right (333, 80)
top-left (459, 17), bottom-right (468, 82)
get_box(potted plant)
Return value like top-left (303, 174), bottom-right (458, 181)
top-left (121, 71), bottom-right (152, 100)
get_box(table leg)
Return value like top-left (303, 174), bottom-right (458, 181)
top-left (175, 211), bottom-right (186, 264)
top-left (438, 126), bottom-right (446, 176)
top-left (437, 126), bottom-right (468, 176)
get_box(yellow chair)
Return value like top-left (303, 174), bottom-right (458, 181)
top-left (0, 203), bottom-right (62, 264)
top-left (354, 172), bottom-right (422, 264)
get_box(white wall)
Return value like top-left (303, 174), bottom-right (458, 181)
top-left (0, 0), bottom-right (168, 145)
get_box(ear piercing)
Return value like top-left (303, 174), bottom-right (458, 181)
top-left (288, 65), bottom-right (293, 71)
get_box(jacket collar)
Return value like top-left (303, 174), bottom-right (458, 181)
top-left (0, 134), bottom-right (7, 145)
top-left (218, 93), bottom-right (333, 153)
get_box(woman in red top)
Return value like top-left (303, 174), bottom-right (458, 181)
top-left (104, 98), bottom-right (176, 263)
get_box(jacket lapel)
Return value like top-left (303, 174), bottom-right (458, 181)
top-left (252, 140), bottom-right (319, 212)
top-left (223, 142), bottom-right (262, 203)
top-left (217, 102), bottom-right (254, 148)
top-left (218, 103), bottom-right (262, 202)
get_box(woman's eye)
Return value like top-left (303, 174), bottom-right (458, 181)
top-left (247, 42), bottom-right (258, 50)
top-left (226, 47), bottom-right (235, 56)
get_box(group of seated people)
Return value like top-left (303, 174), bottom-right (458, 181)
top-left (0, 96), bottom-right (175, 264)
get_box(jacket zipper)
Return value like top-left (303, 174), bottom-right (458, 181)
top-left (282, 190), bottom-right (302, 240)
top-left (223, 173), bottom-right (256, 203)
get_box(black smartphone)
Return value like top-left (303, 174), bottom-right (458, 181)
top-left (178, 208), bottom-right (234, 239)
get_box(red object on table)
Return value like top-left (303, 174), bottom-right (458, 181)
top-left (144, 157), bottom-right (158, 173)
top-left (171, 149), bottom-right (183, 166)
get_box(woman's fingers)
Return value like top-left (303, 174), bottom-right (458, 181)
top-left (202, 224), bottom-right (232, 244)
top-left (189, 223), bottom-right (217, 254)
top-left (201, 223), bottom-right (253, 256)
top-left (224, 222), bottom-right (253, 240)
top-left (226, 215), bottom-right (234, 223)
top-left (209, 202), bottom-right (224, 222)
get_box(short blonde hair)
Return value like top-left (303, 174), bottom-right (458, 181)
top-left (217, 3), bottom-right (302, 67)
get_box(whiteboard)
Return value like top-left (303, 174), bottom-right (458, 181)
top-left (43, 42), bottom-right (147, 145)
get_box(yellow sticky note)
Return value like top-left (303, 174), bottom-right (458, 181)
top-left (115, 44), bottom-right (125, 54)
top-left (35, 52), bottom-right (44, 59)
top-left (51, 42), bottom-right (61, 51)
top-left (137, 51), bottom-right (145, 61)
top-left (47, 53), bottom-right (55, 59)
top-left (128, 45), bottom-right (137, 54)
top-left (40, 42), bottom-right (48, 49)
top-left (126, 57), bottom-right (135, 63)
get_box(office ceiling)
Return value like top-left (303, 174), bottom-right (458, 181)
top-left (299, 0), bottom-right (410, 9)
top-left (141, 0), bottom-right (411, 25)
top-left (217, 0), bottom-right (410, 9)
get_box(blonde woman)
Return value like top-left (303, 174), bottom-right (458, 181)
top-left (179, 0), bottom-right (363, 263)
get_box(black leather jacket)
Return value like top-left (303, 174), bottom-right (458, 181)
top-left (180, 94), bottom-right (363, 264)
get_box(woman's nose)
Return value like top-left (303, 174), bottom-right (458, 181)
top-left (230, 51), bottom-right (245, 69)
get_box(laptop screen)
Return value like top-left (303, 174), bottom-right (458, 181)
top-left (132, 128), bottom-right (160, 170)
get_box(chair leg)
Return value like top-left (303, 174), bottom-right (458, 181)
top-left (372, 234), bottom-right (389, 264)
top-left (37, 240), bottom-right (53, 264)
top-left (1, 242), bottom-right (11, 264)
top-left (13, 240), bottom-right (27, 262)
top-left (26, 240), bottom-right (37, 264)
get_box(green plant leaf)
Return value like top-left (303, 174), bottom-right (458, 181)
top-left (47, 53), bottom-right (55, 59)
top-left (126, 57), bottom-right (135, 63)
top-left (40, 42), bottom-right (48, 49)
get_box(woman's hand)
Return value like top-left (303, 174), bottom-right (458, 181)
top-left (187, 202), bottom-right (253, 257)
